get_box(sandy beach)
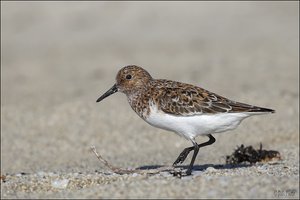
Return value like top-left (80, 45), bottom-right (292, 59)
top-left (1, 2), bottom-right (299, 199)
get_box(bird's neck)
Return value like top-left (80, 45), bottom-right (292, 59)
top-left (127, 88), bottom-right (152, 119)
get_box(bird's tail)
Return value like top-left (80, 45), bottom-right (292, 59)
top-left (248, 106), bottom-right (275, 114)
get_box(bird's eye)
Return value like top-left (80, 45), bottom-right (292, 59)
top-left (126, 74), bottom-right (132, 80)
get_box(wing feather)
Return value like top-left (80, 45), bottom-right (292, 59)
top-left (155, 80), bottom-right (274, 116)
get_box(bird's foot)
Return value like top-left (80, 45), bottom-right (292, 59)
top-left (170, 168), bottom-right (192, 177)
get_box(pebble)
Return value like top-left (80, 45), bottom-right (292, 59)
top-left (51, 179), bottom-right (69, 189)
top-left (206, 167), bottom-right (217, 173)
top-left (15, 173), bottom-right (23, 177)
top-left (257, 165), bottom-right (269, 173)
top-left (37, 171), bottom-right (46, 177)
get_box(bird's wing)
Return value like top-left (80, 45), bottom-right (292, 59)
top-left (157, 82), bottom-right (273, 116)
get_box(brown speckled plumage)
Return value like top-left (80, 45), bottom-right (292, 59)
top-left (114, 65), bottom-right (274, 119)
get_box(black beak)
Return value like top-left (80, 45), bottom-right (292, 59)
top-left (96, 84), bottom-right (118, 102)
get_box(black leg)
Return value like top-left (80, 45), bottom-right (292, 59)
top-left (173, 134), bottom-right (216, 166)
top-left (172, 146), bottom-right (194, 166)
top-left (186, 142), bottom-right (199, 175)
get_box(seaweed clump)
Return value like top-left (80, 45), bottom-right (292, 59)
top-left (226, 143), bottom-right (281, 164)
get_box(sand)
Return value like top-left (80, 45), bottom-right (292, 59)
top-left (1, 2), bottom-right (299, 199)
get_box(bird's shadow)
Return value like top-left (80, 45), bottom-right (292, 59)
top-left (136, 163), bottom-right (252, 172)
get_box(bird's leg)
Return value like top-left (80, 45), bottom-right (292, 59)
top-left (185, 141), bottom-right (200, 175)
top-left (172, 146), bottom-right (194, 166)
top-left (173, 134), bottom-right (216, 166)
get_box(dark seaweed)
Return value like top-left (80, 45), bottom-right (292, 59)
top-left (226, 143), bottom-right (281, 164)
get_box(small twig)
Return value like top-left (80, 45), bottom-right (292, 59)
top-left (90, 146), bottom-right (136, 174)
top-left (90, 146), bottom-right (178, 175)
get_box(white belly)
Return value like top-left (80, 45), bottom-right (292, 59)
top-left (145, 105), bottom-right (252, 141)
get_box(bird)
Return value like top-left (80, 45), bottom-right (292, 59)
top-left (96, 65), bottom-right (275, 175)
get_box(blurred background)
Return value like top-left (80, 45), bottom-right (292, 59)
top-left (1, 2), bottom-right (299, 175)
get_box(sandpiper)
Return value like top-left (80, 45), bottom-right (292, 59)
top-left (96, 65), bottom-right (275, 175)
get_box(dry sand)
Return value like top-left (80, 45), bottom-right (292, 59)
top-left (1, 2), bottom-right (299, 199)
